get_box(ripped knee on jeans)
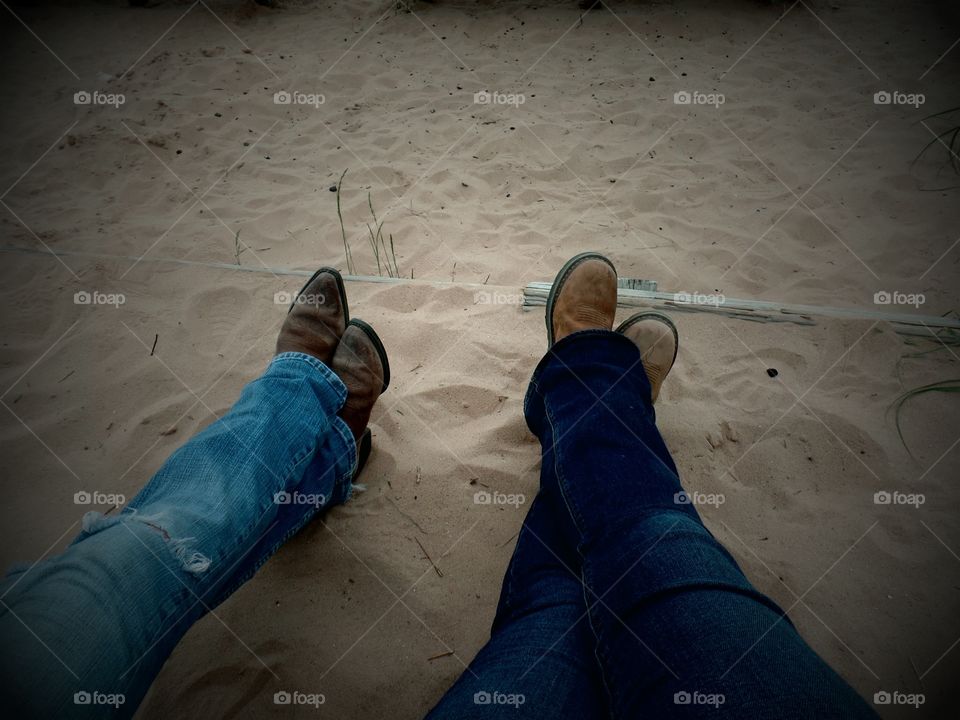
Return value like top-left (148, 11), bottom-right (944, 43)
top-left (79, 509), bottom-right (212, 575)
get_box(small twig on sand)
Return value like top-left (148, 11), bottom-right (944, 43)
top-left (498, 531), bottom-right (520, 548)
top-left (427, 650), bottom-right (455, 662)
top-left (335, 169), bottom-right (354, 274)
top-left (388, 233), bottom-right (399, 277)
top-left (386, 496), bottom-right (428, 533)
top-left (233, 229), bottom-right (245, 265)
top-left (415, 537), bottom-right (443, 577)
top-left (150, 334), bottom-right (158, 356)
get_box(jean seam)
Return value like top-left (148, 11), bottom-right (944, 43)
top-left (543, 401), bottom-right (588, 538)
top-left (329, 416), bottom-right (359, 488)
top-left (580, 564), bottom-right (616, 714)
top-left (542, 401), bottom-right (622, 710)
top-left (211, 504), bottom-right (321, 604)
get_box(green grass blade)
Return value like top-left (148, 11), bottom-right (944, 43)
top-left (889, 379), bottom-right (960, 458)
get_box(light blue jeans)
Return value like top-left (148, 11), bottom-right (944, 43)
top-left (0, 352), bottom-right (357, 718)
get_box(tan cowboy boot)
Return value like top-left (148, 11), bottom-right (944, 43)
top-left (546, 252), bottom-right (618, 346)
top-left (615, 312), bottom-right (679, 403)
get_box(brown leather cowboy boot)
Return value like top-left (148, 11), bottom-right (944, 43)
top-left (329, 319), bottom-right (390, 442)
top-left (545, 252), bottom-right (618, 346)
top-left (615, 312), bottom-right (679, 403)
top-left (275, 267), bottom-right (349, 364)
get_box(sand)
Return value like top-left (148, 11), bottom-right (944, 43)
top-left (0, 0), bottom-right (958, 718)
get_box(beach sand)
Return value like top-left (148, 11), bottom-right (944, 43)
top-left (0, 1), bottom-right (958, 717)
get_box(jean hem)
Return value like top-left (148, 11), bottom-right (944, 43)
top-left (272, 352), bottom-right (348, 405)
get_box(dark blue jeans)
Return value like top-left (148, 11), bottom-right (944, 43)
top-left (426, 330), bottom-right (877, 719)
